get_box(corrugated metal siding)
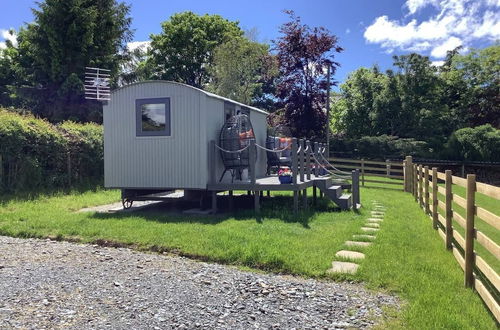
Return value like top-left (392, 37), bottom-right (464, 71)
top-left (104, 81), bottom-right (204, 189)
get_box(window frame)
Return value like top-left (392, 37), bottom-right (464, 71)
top-left (135, 97), bottom-right (171, 137)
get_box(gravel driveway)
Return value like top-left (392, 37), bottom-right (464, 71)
top-left (0, 236), bottom-right (398, 329)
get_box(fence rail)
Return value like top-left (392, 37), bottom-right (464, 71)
top-left (327, 157), bottom-right (405, 190)
top-left (404, 156), bottom-right (500, 322)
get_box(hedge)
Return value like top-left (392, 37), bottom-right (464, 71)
top-left (0, 109), bottom-right (103, 193)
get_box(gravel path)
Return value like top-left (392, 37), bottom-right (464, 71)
top-left (0, 236), bottom-right (399, 329)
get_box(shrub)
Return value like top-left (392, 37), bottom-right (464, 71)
top-left (0, 109), bottom-right (103, 192)
top-left (330, 135), bottom-right (429, 159)
top-left (446, 124), bottom-right (500, 162)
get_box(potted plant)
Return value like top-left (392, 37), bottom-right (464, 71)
top-left (278, 167), bottom-right (293, 184)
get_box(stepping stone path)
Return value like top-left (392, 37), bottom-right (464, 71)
top-left (328, 201), bottom-right (386, 275)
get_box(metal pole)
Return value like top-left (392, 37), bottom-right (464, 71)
top-left (326, 64), bottom-right (331, 159)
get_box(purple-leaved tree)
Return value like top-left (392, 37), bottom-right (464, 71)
top-left (274, 10), bottom-right (343, 140)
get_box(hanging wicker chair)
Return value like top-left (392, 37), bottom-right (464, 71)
top-left (266, 125), bottom-right (293, 174)
top-left (218, 114), bottom-right (256, 182)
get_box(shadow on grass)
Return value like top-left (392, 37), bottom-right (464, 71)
top-left (90, 195), bottom-right (343, 229)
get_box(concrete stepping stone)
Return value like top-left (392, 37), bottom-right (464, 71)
top-left (327, 261), bottom-right (359, 274)
top-left (345, 240), bottom-right (372, 247)
top-left (361, 227), bottom-right (379, 232)
top-left (370, 213), bottom-right (384, 218)
top-left (367, 218), bottom-right (383, 222)
top-left (364, 223), bottom-right (380, 228)
top-left (335, 250), bottom-right (365, 260)
top-left (371, 211), bottom-right (384, 215)
top-left (353, 234), bottom-right (376, 240)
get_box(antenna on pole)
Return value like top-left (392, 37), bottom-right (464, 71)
top-left (84, 67), bottom-right (111, 101)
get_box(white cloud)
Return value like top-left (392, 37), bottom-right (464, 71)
top-left (345, 28), bottom-right (351, 34)
top-left (431, 60), bottom-right (445, 66)
top-left (364, 0), bottom-right (500, 59)
top-left (430, 36), bottom-right (462, 57)
top-left (405, 0), bottom-right (439, 15)
top-left (127, 40), bottom-right (150, 52)
top-left (0, 29), bottom-right (18, 48)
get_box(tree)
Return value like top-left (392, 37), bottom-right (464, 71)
top-left (15, 0), bottom-right (132, 122)
top-left (274, 10), bottom-right (343, 139)
top-left (447, 45), bottom-right (500, 128)
top-left (208, 37), bottom-right (277, 106)
top-left (148, 12), bottom-right (243, 88)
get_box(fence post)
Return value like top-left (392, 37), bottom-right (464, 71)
top-left (352, 169), bottom-right (360, 210)
top-left (464, 174), bottom-right (476, 288)
top-left (361, 159), bottom-right (365, 186)
top-left (292, 138), bottom-right (299, 213)
top-left (386, 159), bottom-right (391, 176)
top-left (418, 165), bottom-right (424, 208)
top-left (424, 166), bottom-right (430, 214)
top-left (445, 170), bottom-right (453, 250)
top-left (432, 167), bottom-right (438, 230)
top-left (299, 139), bottom-right (305, 183)
top-left (404, 156), bottom-right (413, 193)
top-left (306, 140), bottom-right (311, 180)
top-left (413, 164), bottom-right (418, 201)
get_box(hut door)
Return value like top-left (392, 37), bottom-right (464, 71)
top-left (224, 101), bottom-right (235, 122)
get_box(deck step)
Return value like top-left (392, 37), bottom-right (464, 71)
top-left (327, 185), bottom-right (342, 198)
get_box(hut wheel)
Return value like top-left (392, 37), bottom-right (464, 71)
top-left (122, 198), bottom-right (133, 209)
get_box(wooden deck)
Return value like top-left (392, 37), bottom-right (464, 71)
top-left (207, 174), bottom-right (325, 191)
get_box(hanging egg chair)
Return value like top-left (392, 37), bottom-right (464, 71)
top-left (218, 114), bottom-right (256, 182)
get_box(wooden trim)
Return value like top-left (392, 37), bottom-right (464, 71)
top-left (329, 157), bottom-right (403, 167)
top-left (453, 229), bottom-right (465, 250)
top-left (476, 206), bottom-right (500, 230)
top-left (452, 244), bottom-right (465, 270)
top-left (474, 274), bottom-right (500, 323)
top-left (438, 200), bottom-right (446, 213)
top-left (333, 164), bottom-right (404, 173)
top-left (437, 185), bottom-right (446, 196)
top-left (476, 181), bottom-right (500, 200)
top-left (365, 172), bottom-right (404, 179)
top-left (452, 211), bottom-right (466, 229)
top-left (438, 213), bottom-right (447, 228)
top-left (452, 175), bottom-right (467, 188)
top-left (464, 174), bottom-right (475, 287)
top-left (475, 230), bottom-right (500, 259)
top-left (363, 179), bottom-right (404, 185)
top-left (475, 255), bottom-right (500, 292)
top-left (452, 193), bottom-right (467, 209)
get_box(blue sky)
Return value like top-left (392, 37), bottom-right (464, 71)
top-left (1, 0), bottom-right (499, 88)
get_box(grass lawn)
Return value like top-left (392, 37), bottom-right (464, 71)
top-left (0, 186), bottom-right (496, 328)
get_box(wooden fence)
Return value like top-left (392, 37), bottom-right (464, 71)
top-left (327, 157), bottom-right (405, 190)
top-left (406, 156), bottom-right (500, 322)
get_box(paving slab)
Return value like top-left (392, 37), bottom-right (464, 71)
top-left (361, 227), bottom-right (380, 232)
top-left (345, 241), bottom-right (372, 248)
top-left (327, 261), bottom-right (359, 274)
top-left (353, 234), bottom-right (376, 240)
top-left (370, 214), bottom-right (384, 218)
top-left (365, 222), bottom-right (380, 228)
top-left (371, 211), bottom-right (385, 215)
top-left (335, 250), bottom-right (365, 260)
top-left (367, 218), bottom-right (383, 222)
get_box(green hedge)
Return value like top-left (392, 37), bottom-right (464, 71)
top-left (0, 109), bottom-right (103, 192)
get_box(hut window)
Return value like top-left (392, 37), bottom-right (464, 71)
top-left (135, 98), bottom-right (171, 136)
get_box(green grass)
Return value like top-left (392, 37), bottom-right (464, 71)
top-left (0, 186), bottom-right (496, 328)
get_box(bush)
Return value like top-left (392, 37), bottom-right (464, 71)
top-left (330, 135), bottom-right (429, 159)
top-left (446, 125), bottom-right (500, 162)
top-left (0, 109), bottom-right (103, 192)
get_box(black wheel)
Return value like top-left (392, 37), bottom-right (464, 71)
top-left (122, 198), bottom-right (133, 209)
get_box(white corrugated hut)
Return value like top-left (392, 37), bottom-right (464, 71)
top-left (103, 81), bottom-right (268, 193)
